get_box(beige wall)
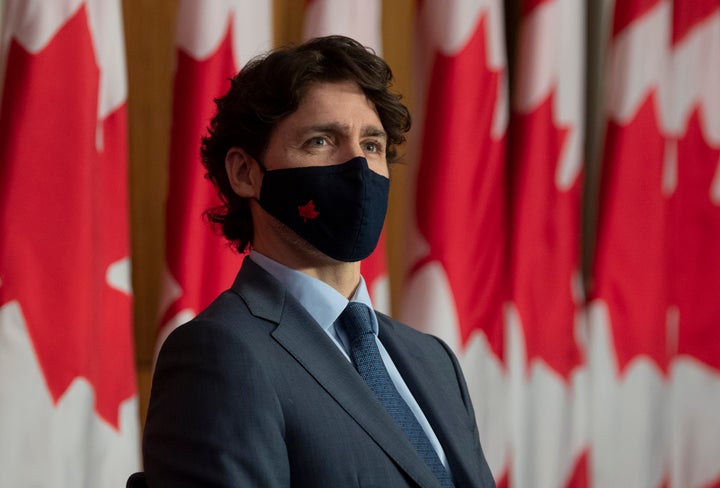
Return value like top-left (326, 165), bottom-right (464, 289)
top-left (122, 0), bottom-right (415, 424)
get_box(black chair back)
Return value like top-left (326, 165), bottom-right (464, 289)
top-left (126, 472), bottom-right (148, 488)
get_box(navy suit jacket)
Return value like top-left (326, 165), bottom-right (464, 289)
top-left (143, 259), bottom-right (495, 487)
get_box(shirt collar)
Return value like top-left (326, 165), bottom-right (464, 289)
top-left (248, 250), bottom-right (378, 336)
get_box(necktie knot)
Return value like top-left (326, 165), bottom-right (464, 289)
top-left (338, 302), bottom-right (374, 342)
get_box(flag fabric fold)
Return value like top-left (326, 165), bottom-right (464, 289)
top-left (506, 0), bottom-right (587, 486)
top-left (157, 0), bottom-right (273, 350)
top-left (400, 0), bottom-right (510, 482)
top-left (0, 1), bottom-right (139, 485)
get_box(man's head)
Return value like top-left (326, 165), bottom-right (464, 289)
top-left (200, 35), bottom-right (411, 254)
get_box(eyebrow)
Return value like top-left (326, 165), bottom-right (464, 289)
top-left (301, 123), bottom-right (387, 140)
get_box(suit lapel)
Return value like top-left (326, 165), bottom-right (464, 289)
top-left (232, 260), bottom-right (441, 488)
top-left (378, 316), bottom-right (485, 488)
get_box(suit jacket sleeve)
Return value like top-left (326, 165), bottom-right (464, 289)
top-left (436, 337), bottom-right (495, 487)
top-left (143, 318), bottom-right (289, 488)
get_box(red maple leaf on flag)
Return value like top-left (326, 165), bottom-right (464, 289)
top-left (592, 92), bottom-right (672, 373)
top-left (510, 91), bottom-right (584, 379)
top-left (669, 108), bottom-right (720, 371)
top-left (298, 200), bottom-right (320, 222)
top-left (161, 15), bottom-right (242, 332)
top-left (595, 0), bottom-right (720, 377)
top-left (0, 6), bottom-right (135, 429)
top-left (612, 0), bottom-right (661, 36)
top-left (413, 13), bottom-right (508, 357)
top-left (671, 0), bottom-right (719, 45)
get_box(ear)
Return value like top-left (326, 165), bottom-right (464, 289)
top-left (225, 147), bottom-right (262, 198)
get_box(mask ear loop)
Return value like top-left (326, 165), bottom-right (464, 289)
top-left (252, 156), bottom-right (267, 204)
top-left (254, 156), bottom-right (268, 174)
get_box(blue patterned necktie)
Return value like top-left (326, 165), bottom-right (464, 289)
top-left (337, 302), bottom-right (454, 487)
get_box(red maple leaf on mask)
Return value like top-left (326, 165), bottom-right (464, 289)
top-left (298, 200), bottom-right (320, 222)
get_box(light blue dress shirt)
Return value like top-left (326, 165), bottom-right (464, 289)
top-left (249, 251), bottom-right (451, 471)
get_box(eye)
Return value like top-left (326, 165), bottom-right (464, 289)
top-left (306, 136), bottom-right (327, 147)
top-left (362, 141), bottom-right (383, 154)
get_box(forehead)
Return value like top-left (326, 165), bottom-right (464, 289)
top-left (288, 81), bottom-right (382, 127)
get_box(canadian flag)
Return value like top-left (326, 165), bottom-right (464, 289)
top-left (301, 0), bottom-right (390, 313)
top-left (588, 0), bottom-right (720, 486)
top-left (0, 0), bottom-right (139, 486)
top-left (400, 0), bottom-right (510, 483)
top-left (157, 0), bottom-right (273, 349)
top-left (506, 0), bottom-right (587, 486)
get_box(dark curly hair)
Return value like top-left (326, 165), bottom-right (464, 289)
top-left (200, 35), bottom-right (411, 254)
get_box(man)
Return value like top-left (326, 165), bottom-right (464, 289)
top-left (142, 35), bottom-right (495, 487)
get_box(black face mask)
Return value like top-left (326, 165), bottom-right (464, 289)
top-left (257, 157), bottom-right (389, 262)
